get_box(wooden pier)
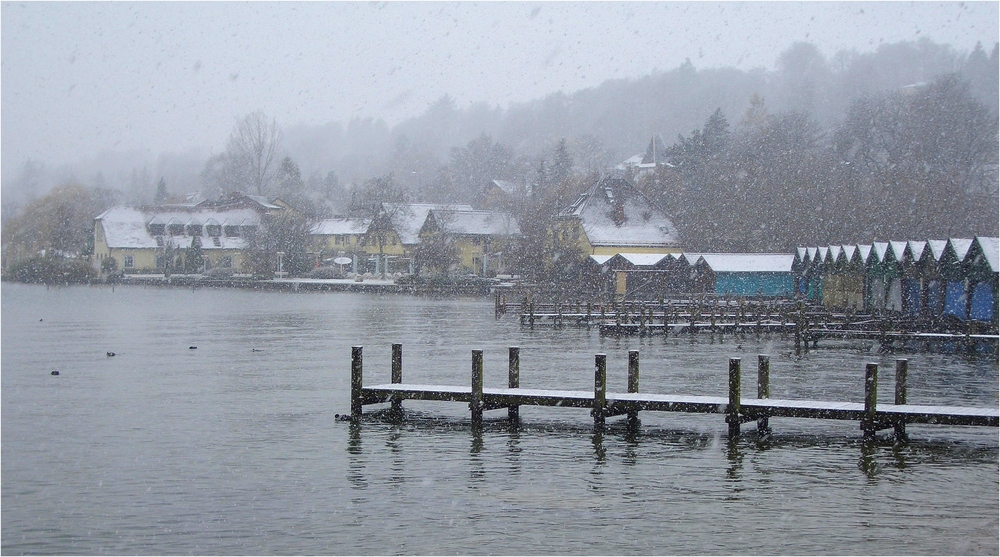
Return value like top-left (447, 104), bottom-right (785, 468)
top-left (500, 296), bottom-right (999, 355)
top-left (350, 345), bottom-right (998, 440)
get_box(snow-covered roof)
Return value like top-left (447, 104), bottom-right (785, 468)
top-left (558, 176), bottom-right (680, 248)
top-left (841, 245), bottom-right (858, 262)
top-left (244, 195), bottom-right (281, 210)
top-left (857, 244), bottom-right (873, 261)
top-left (907, 241), bottom-right (927, 261)
top-left (948, 238), bottom-right (974, 260)
top-left (589, 254), bottom-right (615, 265)
top-left (96, 206), bottom-right (259, 250)
top-left (429, 209), bottom-right (520, 237)
top-left (889, 241), bottom-right (908, 261)
top-left (310, 217), bottom-right (368, 236)
top-left (490, 180), bottom-right (529, 196)
top-left (926, 240), bottom-right (948, 261)
top-left (616, 253), bottom-right (673, 267)
top-left (695, 253), bottom-right (794, 274)
top-left (975, 237), bottom-right (999, 272)
top-left (382, 203), bottom-right (475, 245)
top-left (872, 242), bottom-right (889, 263)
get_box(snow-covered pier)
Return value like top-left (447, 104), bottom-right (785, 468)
top-left (349, 345), bottom-right (998, 441)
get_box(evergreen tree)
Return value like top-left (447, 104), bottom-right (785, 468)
top-left (185, 236), bottom-right (204, 273)
top-left (154, 178), bottom-right (168, 203)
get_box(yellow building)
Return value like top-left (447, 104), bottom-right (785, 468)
top-left (310, 217), bottom-right (369, 265)
top-left (419, 208), bottom-right (521, 276)
top-left (93, 206), bottom-right (262, 274)
top-left (552, 175), bottom-right (682, 256)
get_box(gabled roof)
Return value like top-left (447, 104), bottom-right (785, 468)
top-left (974, 236), bottom-right (999, 272)
top-left (428, 209), bottom-right (520, 237)
top-left (948, 238), bottom-right (974, 260)
top-left (872, 242), bottom-right (890, 263)
top-left (641, 134), bottom-right (669, 165)
top-left (926, 240), bottom-right (948, 261)
top-left (889, 241), bottom-right (908, 262)
top-left (907, 241), bottom-right (927, 262)
top-left (489, 180), bottom-right (529, 197)
top-left (382, 203), bottom-right (475, 245)
top-left (310, 217), bottom-right (368, 236)
top-left (557, 176), bottom-right (680, 248)
top-left (616, 253), bottom-right (673, 267)
top-left (695, 253), bottom-right (794, 274)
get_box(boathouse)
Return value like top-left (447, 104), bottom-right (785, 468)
top-left (690, 253), bottom-right (795, 296)
top-left (795, 237), bottom-right (999, 325)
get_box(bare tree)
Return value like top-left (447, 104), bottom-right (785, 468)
top-left (226, 111), bottom-right (284, 196)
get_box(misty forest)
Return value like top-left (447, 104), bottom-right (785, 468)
top-left (2, 39), bottom-right (998, 277)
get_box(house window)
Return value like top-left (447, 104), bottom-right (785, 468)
top-left (124, 255), bottom-right (134, 269)
top-left (168, 223), bottom-right (184, 236)
top-left (206, 225), bottom-right (222, 237)
top-left (156, 255), bottom-right (165, 269)
top-left (186, 224), bottom-right (203, 236)
top-left (224, 225), bottom-right (240, 237)
top-left (148, 223), bottom-right (165, 236)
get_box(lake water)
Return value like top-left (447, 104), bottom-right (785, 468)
top-left (2, 283), bottom-right (997, 555)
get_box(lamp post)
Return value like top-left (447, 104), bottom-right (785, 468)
top-left (277, 251), bottom-right (285, 279)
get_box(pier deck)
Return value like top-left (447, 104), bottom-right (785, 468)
top-left (351, 345), bottom-right (999, 440)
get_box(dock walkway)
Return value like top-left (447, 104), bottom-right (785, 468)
top-left (351, 345), bottom-right (998, 440)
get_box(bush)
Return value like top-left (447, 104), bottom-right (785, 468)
top-left (307, 266), bottom-right (345, 279)
top-left (4, 257), bottom-right (99, 284)
top-left (203, 267), bottom-right (235, 279)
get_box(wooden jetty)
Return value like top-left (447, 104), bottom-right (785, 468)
top-left (500, 295), bottom-right (999, 355)
top-left (350, 345), bottom-right (999, 440)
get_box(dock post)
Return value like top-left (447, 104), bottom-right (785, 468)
top-left (727, 358), bottom-right (741, 439)
top-left (894, 359), bottom-right (908, 443)
top-left (508, 347), bottom-right (520, 422)
top-left (529, 302), bottom-right (535, 328)
top-left (592, 354), bottom-right (607, 428)
top-left (757, 355), bottom-right (771, 436)
top-left (862, 362), bottom-right (878, 440)
top-left (471, 349), bottom-right (484, 427)
top-left (390, 343), bottom-right (403, 420)
top-left (351, 346), bottom-right (363, 421)
top-left (627, 350), bottom-right (640, 427)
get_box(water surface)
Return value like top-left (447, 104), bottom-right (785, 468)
top-left (2, 284), bottom-right (997, 554)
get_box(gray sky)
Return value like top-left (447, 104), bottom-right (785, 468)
top-left (2, 1), bottom-right (997, 176)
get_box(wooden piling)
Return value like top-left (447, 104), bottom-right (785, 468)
top-left (894, 358), bottom-right (908, 443)
top-left (627, 350), bottom-right (640, 426)
top-left (727, 358), bottom-right (741, 439)
top-left (593, 354), bottom-right (607, 427)
top-left (757, 355), bottom-right (771, 436)
top-left (471, 349), bottom-right (484, 427)
top-left (351, 346), bottom-right (363, 421)
top-left (508, 347), bottom-right (520, 422)
top-left (390, 343), bottom-right (403, 418)
top-left (862, 362), bottom-right (878, 440)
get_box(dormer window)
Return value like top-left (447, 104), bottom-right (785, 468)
top-left (147, 217), bottom-right (165, 236)
top-left (205, 218), bottom-right (222, 238)
top-left (167, 218), bottom-right (184, 236)
top-left (186, 219), bottom-right (203, 236)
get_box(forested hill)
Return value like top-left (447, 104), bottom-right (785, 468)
top-left (282, 38), bottom-right (998, 188)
